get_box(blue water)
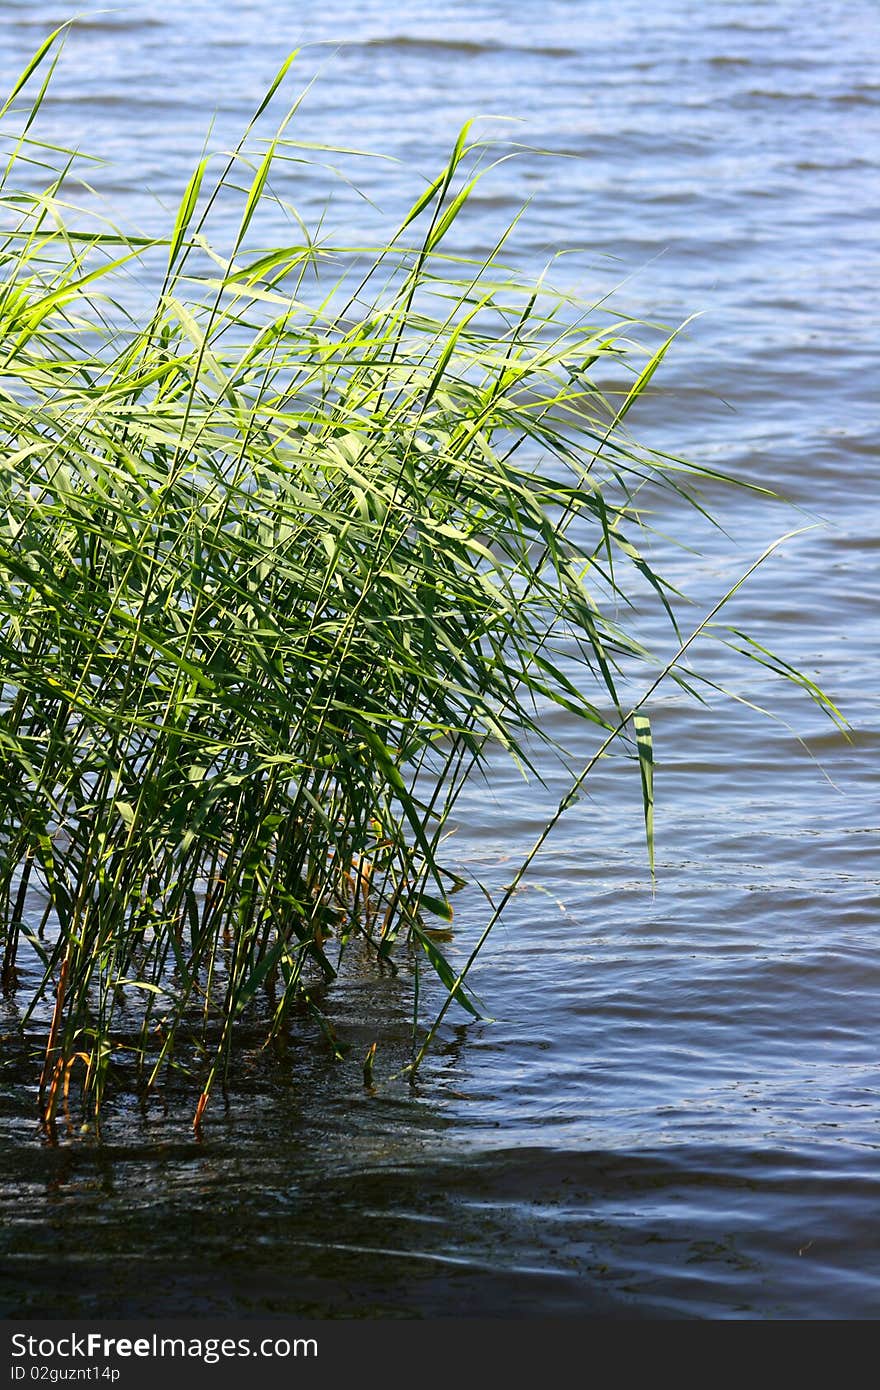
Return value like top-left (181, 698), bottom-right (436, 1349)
top-left (1, 0), bottom-right (878, 1318)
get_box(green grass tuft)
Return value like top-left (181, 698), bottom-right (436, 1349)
top-left (0, 34), bottom-right (845, 1127)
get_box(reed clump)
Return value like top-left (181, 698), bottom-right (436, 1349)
top-left (0, 31), bottom-right (843, 1126)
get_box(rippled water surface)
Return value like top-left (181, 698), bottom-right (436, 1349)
top-left (1, 0), bottom-right (878, 1319)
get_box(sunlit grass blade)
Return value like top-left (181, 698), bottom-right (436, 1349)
top-left (634, 713), bottom-right (655, 881)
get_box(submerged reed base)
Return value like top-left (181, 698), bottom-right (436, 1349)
top-left (0, 29), bottom-right (844, 1128)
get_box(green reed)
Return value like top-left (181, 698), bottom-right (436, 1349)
top-left (0, 29), bottom-right (844, 1125)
